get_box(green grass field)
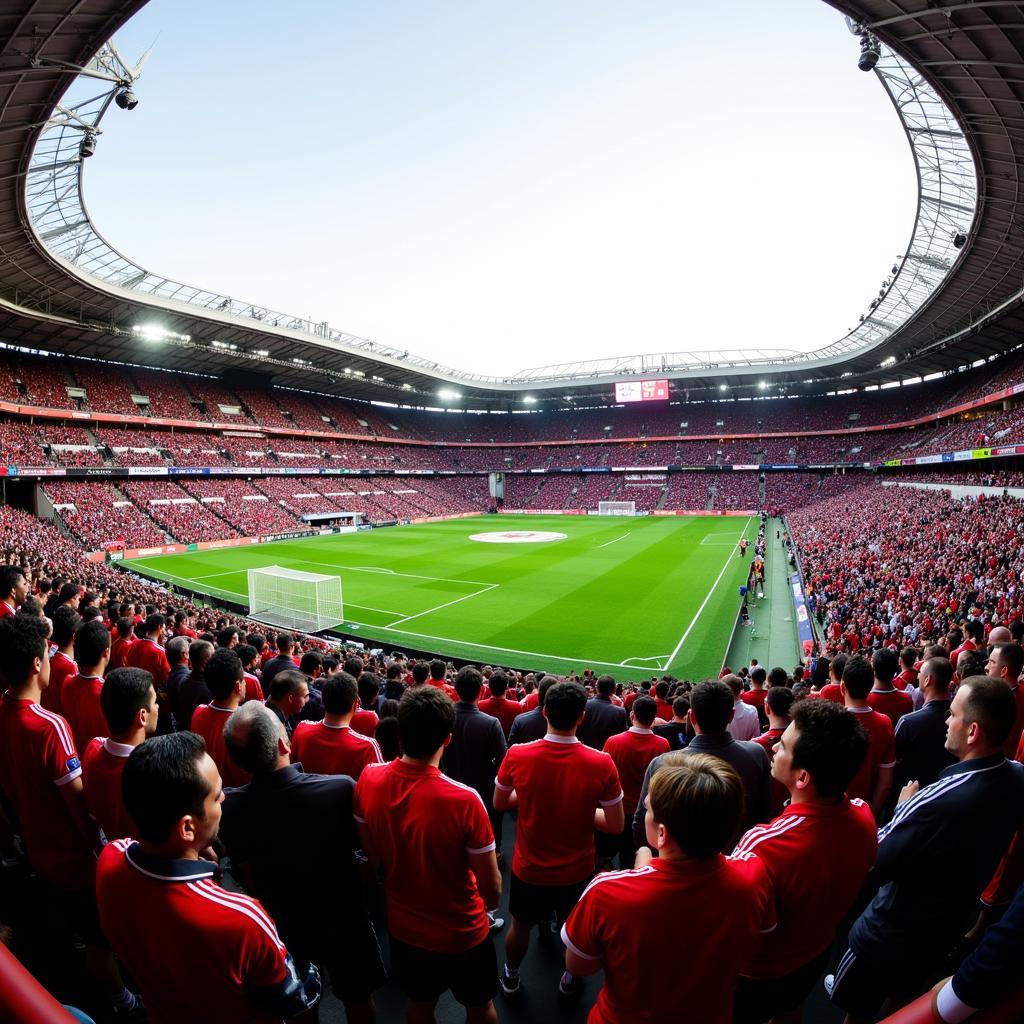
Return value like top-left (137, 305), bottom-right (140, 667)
top-left (123, 513), bottom-right (757, 681)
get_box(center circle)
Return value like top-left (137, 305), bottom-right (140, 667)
top-left (469, 530), bottom-right (567, 544)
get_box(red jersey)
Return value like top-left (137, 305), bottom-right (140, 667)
top-left (350, 708), bottom-right (379, 738)
top-left (190, 704), bottom-right (250, 789)
top-left (818, 682), bottom-right (844, 705)
top-left (741, 689), bottom-right (768, 712)
top-left (734, 798), bottom-right (877, 977)
top-left (108, 634), bottom-right (136, 672)
top-left (61, 673), bottom-right (107, 753)
top-left (42, 650), bottom-right (77, 716)
top-left (478, 695), bottom-right (524, 738)
top-left (495, 735), bottom-right (623, 885)
top-left (867, 687), bottom-right (914, 729)
top-left (96, 840), bottom-right (289, 1024)
top-left (354, 760), bottom-right (494, 953)
top-left (0, 600), bottom-right (15, 618)
top-left (291, 721), bottom-right (382, 779)
top-left (124, 637), bottom-right (171, 690)
top-left (242, 672), bottom-right (264, 703)
top-left (846, 707), bottom-right (895, 804)
top-left (893, 669), bottom-right (918, 691)
top-left (654, 699), bottom-right (674, 722)
top-left (562, 855), bottom-right (774, 1024)
top-left (602, 728), bottom-right (669, 819)
top-left (81, 737), bottom-right (136, 841)
top-left (426, 678), bottom-right (458, 701)
top-left (0, 694), bottom-right (94, 888)
top-left (522, 691), bottom-right (540, 712)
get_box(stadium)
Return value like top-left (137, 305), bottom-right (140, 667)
top-left (1, 0), bottom-right (1024, 1022)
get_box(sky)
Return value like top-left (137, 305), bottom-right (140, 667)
top-left (85, 0), bottom-right (916, 377)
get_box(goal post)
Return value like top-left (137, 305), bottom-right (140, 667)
top-left (247, 565), bottom-right (344, 633)
top-left (598, 501), bottom-right (636, 516)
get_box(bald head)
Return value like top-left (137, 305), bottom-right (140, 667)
top-left (223, 702), bottom-right (288, 776)
top-left (988, 626), bottom-right (1012, 646)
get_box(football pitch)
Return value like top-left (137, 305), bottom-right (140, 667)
top-left (123, 514), bottom-right (758, 681)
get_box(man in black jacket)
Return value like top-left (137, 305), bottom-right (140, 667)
top-left (221, 701), bottom-right (385, 1024)
top-left (508, 675), bottom-right (559, 746)
top-left (577, 675), bottom-right (627, 750)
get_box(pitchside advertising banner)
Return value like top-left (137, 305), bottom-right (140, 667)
top-left (790, 573), bottom-right (815, 650)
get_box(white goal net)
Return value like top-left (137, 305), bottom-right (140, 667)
top-left (247, 565), bottom-right (344, 632)
top-left (598, 501), bottom-right (636, 516)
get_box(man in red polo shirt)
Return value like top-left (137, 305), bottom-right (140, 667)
top-left (732, 700), bottom-right (878, 1024)
top-left (107, 617), bottom-right (137, 671)
top-left (842, 655), bottom-right (895, 818)
top-left (893, 646), bottom-right (919, 691)
top-left (0, 614), bottom-right (141, 1016)
top-left (82, 667), bottom-right (159, 841)
top-left (602, 696), bottom-right (669, 867)
top-left (96, 732), bottom-right (320, 1024)
top-left (291, 672), bottom-right (382, 778)
top-left (867, 648), bottom-right (913, 728)
top-left (355, 686), bottom-right (501, 1022)
top-left (42, 605), bottom-right (81, 716)
top-left (478, 670), bottom-right (523, 739)
top-left (124, 613), bottom-right (171, 694)
top-left (494, 681), bottom-right (624, 999)
top-left (426, 658), bottom-right (458, 700)
top-left (741, 666), bottom-right (769, 718)
top-left (817, 654), bottom-right (846, 704)
top-left (63, 618), bottom-right (112, 753)
top-left (190, 648), bottom-right (250, 788)
top-left (562, 753), bottom-right (774, 1024)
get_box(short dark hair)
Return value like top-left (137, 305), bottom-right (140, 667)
top-left (960, 676), bottom-right (1017, 749)
top-left (299, 651), bottom-right (322, 676)
top-left (57, 582), bottom-right (80, 604)
top-left (235, 643), bottom-right (258, 669)
top-left (721, 674), bottom-right (743, 699)
top-left (398, 685), bottom-right (454, 758)
top-left (101, 668), bottom-right (155, 734)
top-left (322, 672), bottom-right (359, 715)
top-left (543, 682), bottom-right (587, 730)
top-left (74, 619), bottom-right (110, 669)
top-left (536, 675), bottom-right (558, 708)
top-left (632, 696), bottom-right (657, 727)
top-left (901, 647), bottom-right (919, 669)
top-left (841, 655), bottom-right (873, 700)
top-left (765, 686), bottom-right (796, 719)
top-left (790, 700), bottom-right (868, 798)
top-left (671, 695), bottom-right (689, 719)
top-left (205, 648), bottom-right (243, 701)
top-left (768, 666), bottom-right (789, 689)
top-left (596, 675), bottom-right (615, 697)
top-left (344, 655), bottom-right (365, 678)
top-left (269, 670), bottom-right (307, 702)
top-left (991, 643), bottom-right (1024, 683)
top-left (454, 665), bottom-right (483, 702)
top-left (0, 614), bottom-right (47, 686)
top-left (489, 670), bottom-right (508, 697)
top-left (829, 654), bottom-right (848, 683)
top-left (920, 657), bottom-right (952, 694)
top-left (689, 680), bottom-right (734, 734)
top-left (357, 672), bottom-right (380, 706)
top-left (144, 613), bottom-right (165, 635)
top-left (276, 632), bottom-right (293, 651)
top-left (872, 647), bottom-right (899, 685)
top-left (649, 752), bottom-right (743, 859)
top-left (429, 659), bottom-right (447, 681)
top-left (958, 649), bottom-right (988, 681)
top-left (751, 666), bottom-right (767, 686)
top-left (51, 605), bottom-right (83, 648)
top-left (122, 733), bottom-right (211, 843)
top-left (189, 640), bottom-right (213, 670)
top-left (0, 564), bottom-right (25, 599)
top-left (411, 661), bottom-right (429, 685)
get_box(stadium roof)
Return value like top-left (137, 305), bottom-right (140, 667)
top-left (0, 0), bottom-right (1022, 409)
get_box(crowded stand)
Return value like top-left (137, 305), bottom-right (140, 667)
top-left (174, 477), bottom-right (306, 535)
top-left (0, 420), bottom-right (48, 463)
top-left (711, 472), bottom-right (759, 510)
top-left (662, 472), bottom-right (712, 509)
top-left (125, 369), bottom-right (207, 422)
top-left (156, 430), bottom-right (230, 466)
top-left (72, 364), bottom-right (141, 417)
top-left (43, 481), bottom-right (167, 550)
top-left (119, 481), bottom-right (244, 545)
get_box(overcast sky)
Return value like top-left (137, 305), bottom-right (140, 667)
top-left (87, 0), bottom-right (915, 377)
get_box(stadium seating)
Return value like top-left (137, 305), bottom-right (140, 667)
top-left (43, 481), bottom-right (167, 549)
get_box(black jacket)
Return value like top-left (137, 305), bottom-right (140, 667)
top-left (577, 695), bottom-right (628, 750)
top-left (441, 702), bottom-right (507, 808)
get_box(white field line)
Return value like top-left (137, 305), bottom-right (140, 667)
top-left (700, 534), bottom-right (744, 546)
top-left (662, 516), bottom-right (753, 672)
top-left (297, 560), bottom-right (495, 587)
top-left (385, 583), bottom-right (500, 629)
top-left (598, 532), bottom-right (631, 549)
top-left (620, 655), bottom-right (671, 667)
top-left (346, 621), bottom-right (641, 670)
top-left (347, 602), bottom-right (410, 617)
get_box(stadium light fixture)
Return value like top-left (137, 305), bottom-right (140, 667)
top-left (523, 395), bottom-right (537, 404)
top-left (880, 355), bottom-right (897, 367)
top-left (757, 381), bottom-right (768, 390)
top-left (438, 388), bottom-right (462, 401)
top-left (114, 87), bottom-right (139, 110)
top-left (254, 349), bottom-right (270, 357)
top-left (211, 340), bottom-right (237, 351)
top-left (402, 383), bottom-right (413, 390)
top-left (952, 230), bottom-right (968, 249)
top-left (372, 375), bottom-right (384, 382)
top-left (132, 323), bottom-right (189, 344)
top-left (343, 368), bottom-right (352, 374)
top-left (719, 384), bottom-right (728, 392)
top-left (353, 370), bottom-right (365, 377)
top-left (858, 33), bottom-right (881, 71)
top-left (79, 133), bottom-right (97, 159)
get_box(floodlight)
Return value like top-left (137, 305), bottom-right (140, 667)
top-left (438, 388), bottom-right (461, 401)
top-left (952, 231), bottom-right (967, 249)
top-left (858, 34), bottom-right (880, 71)
top-left (719, 384), bottom-right (728, 392)
top-left (114, 87), bottom-right (138, 110)
top-left (758, 381), bottom-right (768, 389)
top-left (523, 395), bottom-right (537, 404)
top-left (79, 133), bottom-right (96, 158)
top-left (133, 323), bottom-right (167, 343)
top-left (254, 349), bottom-right (270, 357)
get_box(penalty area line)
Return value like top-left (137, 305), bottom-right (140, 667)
top-left (385, 583), bottom-right (500, 628)
top-left (662, 515), bottom-right (753, 672)
top-left (598, 532), bottom-right (631, 549)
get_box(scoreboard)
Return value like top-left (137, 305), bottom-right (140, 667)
top-left (614, 379), bottom-right (669, 403)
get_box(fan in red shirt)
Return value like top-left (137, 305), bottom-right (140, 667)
top-left (97, 732), bottom-right (321, 1024)
top-left (189, 648), bottom-right (251, 789)
top-left (82, 667), bottom-right (159, 841)
top-left (236, 643), bottom-right (265, 703)
top-left (42, 605), bottom-right (82, 716)
top-left (478, 670), bottom-right (524, 739)
top-left (426, 658), bottom-right (458, 701)
top-left (602, 697), bottom-right (669, 866)
top-left (0, 613), bottom-right (142, 1016)
top-left (741, 666), bottom-right (769, 715)
top-left (354, 685), bottom-right (502, 1021)
top-left (817, 653), bottom-right (847, 705)
top-left (652, 681), bottom-right (674, 722)
top-left (350, 672), bottom-right (381, 736)
top-left (494, 681), bottom-right (624, 999)
top-left (292, 672), bottom-right (383, 778)
top-left (563, 753), bottom-right (775, 1023)
top-left (62, 618), bottom-right (112, 753)
top-left (986, 642), bottom-right (1024, 755)
top-left (124, 613), bottom-right (171, 693)
top-left (893, 646), bottom-right (920, 691)
top-left (841, 655), bottom-right (895, 818)
top-left (753, 686), bottom-right (796, 817)
top-left (867, 648), bottom-right (914, 728)
top-left (0, 564), bottom-right (28, 618)
top-left (732, 699), bottom-right (878, 1024)
top-left (107, 617), bottom-right (137, 671)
